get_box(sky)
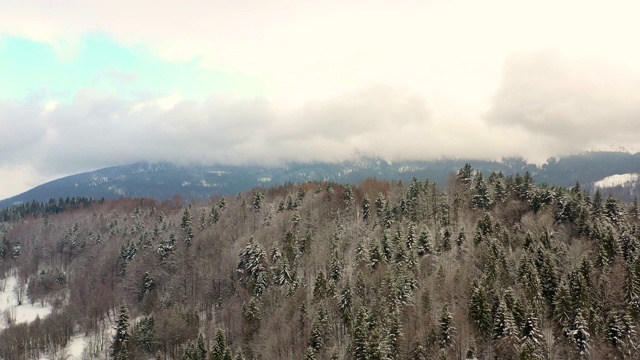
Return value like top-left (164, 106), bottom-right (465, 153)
top-left (1, 0), bottom-right (640, 199)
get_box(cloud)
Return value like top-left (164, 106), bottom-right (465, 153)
top-left (485, 50), bottom-right (640, 155)
top-left (3, 0), bottom-right (640, 198)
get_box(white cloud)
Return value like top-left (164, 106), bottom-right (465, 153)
top-left (42, 100), bottom-right (58, 114)
top-left (2, 0), bottom-right (640, 198)
top-left (485, 49), bottom-right (640, 156)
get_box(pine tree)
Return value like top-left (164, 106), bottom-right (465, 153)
top-left (339, 283), bottom-right (353, 329)
top-left (493, 297), bottom-right (516, 341)
top-left (472, 171), bottom-right (493, 210)
top-left (439, 304), bottom-right (455, 349)
top-left (592, 189), bottom-right (603, 217)
top-left (343, 184), bottom-right (355, 211)
top-left (362, 195), bottom-right (371, 223)
top-left (353, 308), bottom-right (369, 360)
top-left (458, 163), bottom-right (473, 184)
top-left (442, 228), bottom-right (452, 252)
top-left (456, 228), bottom-right (466, 247)
top-left (137, 315), bottom-right (155, 353)
top-left (181, 206), bottom-right (192, 230)
top-left (568, 312), bottom-right (590, 359)
top-left (309, 304), bottom-right (329, 352)
top-left (182, 340), bottom-right (198, 360)
top-left (252, 190), bottom-right (264, 212)
top-left (417, 229), bottom-right (432, 256)
top-left (196, 333), bottom-right (207, 360)
top-left (388, 309), bottom-right (402, 359)
top-left (112, 303), bottom-right (130, 359)
top-left (553, 279), bottom-right (573, 330)
top-left (313, 271), bottom-right (329, 301)
top-left (211, 329), bottom-right (227, 360)
top-left (237, 237), bottom-right (268, 297)
top-left (606, 310), bottom-right (636, 355)
top-left (469, 280), bottom-right (492, 336)
top-left (375, 192), bottom-right (385, 220)
top-left (519, 311), bottom-right (543, 359)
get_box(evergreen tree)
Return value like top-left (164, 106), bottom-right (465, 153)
top-left (137, 315), bottom-right (155, 353)
top-left (362, 195), bottom-right (371, 223)
top-left (353, 308), bottom-right (369, 360)
top-left (458, 163), bottom-right (473, 184)
top-left (456, 228), bottom-right (466, 247)
top-left (606, 310), bottom-right (636, 355)
top-left (252, 190), bottom-right (264, 212)
top-left (472, 171), bottom-right (493, 210)
top-left (439, 304), bottom-right (455, 349)
top-left (375, 192), bottom-right (385, 220)
top-left (309, 304), bottom-right (329, 352)
top-left (592, 189), bottom-right (603, 217)
top-left (568, 312), bottom-right (590, 359)
top-left (553, 279), bottom-right (573, 330)
top-left (519, 311), bottom-right (543, 359)
top-left (469, 280), bottom-right (492, 336)
top-left (211, 329), bottom-right (227, 360)
top-left (112, 303), bottom-right (131, 359)
top-left (343, 184), bottom-right (355, 211)
top-left (388, 309), bottom-right (402, 359)
top-left (181, 206), bottom-right (192, 230)
top-left (417, 229), bottom-right (432, 256)
top-left (237, 237), bottom-right (269, 296)
top-left (196, 333), bottom-right (207, 360)
top-left (339, 283), bottom-right (353, 329)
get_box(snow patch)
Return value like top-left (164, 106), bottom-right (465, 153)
top-left (107, 185), bottom-right (126, 196)
top-left (208, 170), bottom-right (227, 176)
top-left (200, 180), bottom-right (220, 188)
top-left (398, 166), bottom-right (425, 173)
top-left (67, 335), bottom-right (89, 358)
top-left (594, 173), bottom-right (640, 189)
top-left (0, 273), bottom-right (53, 331)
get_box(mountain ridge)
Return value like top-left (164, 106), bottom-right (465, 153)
top-left (2, 151), bottom-right (640, 209)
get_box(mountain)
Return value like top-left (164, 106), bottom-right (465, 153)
top-left (2, 164), bottom-right (640, 359)
top-left (2, 151), bottom-right (640, 209)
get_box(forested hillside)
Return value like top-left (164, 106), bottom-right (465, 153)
top-left (1, 166), bottom-right (640, 359)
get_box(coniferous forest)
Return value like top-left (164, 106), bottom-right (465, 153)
top-left (1, 165), bottom-right (640, 359)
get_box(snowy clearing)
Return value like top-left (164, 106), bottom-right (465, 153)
top-left (594, 173), bottom-right (640, 189)
top-left (0, 273), bottom-right (53, 331)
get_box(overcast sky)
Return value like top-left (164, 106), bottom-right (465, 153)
top-left (1, 0), bottom-right (640, 199)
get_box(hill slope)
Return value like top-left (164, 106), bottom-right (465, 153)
top-left (3, 151), bottom-right (640, 209)
top-left (1, 166), bottom-right (639, 359)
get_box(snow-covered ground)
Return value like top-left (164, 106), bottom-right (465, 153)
top-left (1, 272), bottom-right (129, 360)
top-left (0, 273), bottom-right (53, 331)
top-left (594, 173), bottom-right (640, 189)
top-left (1, 272), bottom-right (93, 359)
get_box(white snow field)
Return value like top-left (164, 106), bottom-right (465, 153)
top-left (0, 273), bottom-right (53, 331)
top-left (594, 173), bottom-right (640, 189)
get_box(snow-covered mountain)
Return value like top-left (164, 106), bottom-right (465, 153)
top-left (592, 173), bottom-right (640, 201)
top-left (2, 151), bottom-right (640, 209)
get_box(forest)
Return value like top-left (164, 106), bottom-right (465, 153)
top-left (1, 164), bottom-right (639, 359)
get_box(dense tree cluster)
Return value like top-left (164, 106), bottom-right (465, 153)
top-left (0, 196), bottom-right (99, 222)
top-left (0, 166), bottom-right (640, 359)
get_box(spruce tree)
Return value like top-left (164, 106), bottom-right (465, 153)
top-left (112, 302), bottom-right (131, 359)
top-left (353, 308), bottom-right (369, 360)
top-left (569, 312), bottom-right (590, 359)
top-left (439, 304), bottom-right (455, 349)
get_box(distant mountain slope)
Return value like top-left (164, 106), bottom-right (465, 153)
top-left (2, 151), bottom-right (640, 208)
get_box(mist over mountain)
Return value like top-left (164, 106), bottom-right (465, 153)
top-left (2, 151), bottom-right (640, 210)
